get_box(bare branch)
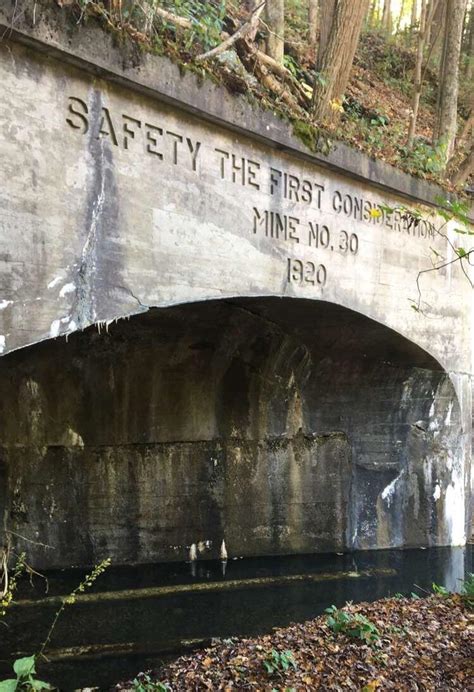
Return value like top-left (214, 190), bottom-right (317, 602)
top-left (149, 4), bottom-right (193, 30)
top-left (196, 1), bottom-right (265, 62)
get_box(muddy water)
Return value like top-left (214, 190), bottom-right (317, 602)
top-left (1, 546), bottom-right (472, 690)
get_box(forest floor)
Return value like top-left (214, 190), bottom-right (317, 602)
top-left (56, 0), bottom-right (474, 189)
top-left (63, 1), bottom-right (473, 190)
top-left (116, 595), bottom-right (473, 691)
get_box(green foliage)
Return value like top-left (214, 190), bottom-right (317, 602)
top-left (398, 138), bottom-right (447, 176)
top-left (434, 196), bottom-right (472, 228)
top-left (39, 558), bottom-right (111, 657)
top-left (461, 573), bottom-right (474, 610)
top-left (292, 120), bottom-right (319, 153)
top-left (132, 672), bottom-right (170, 691)
top-left (161, 0), bottom-right (226, 52)
top-left (1, 559), bottom-right (111, 690)
top-left (1, 553), bottom-right (26, 619)
top-left (325, 605), bottom-right (381, 645)
top-left (0, 656), bottom-right (52, 691)
top-left (283, 55), bottom-right (299, 78)
top-left (432, 582), bottom-right (450, 597)
top-left (263, 649), bottom-right (297, 676)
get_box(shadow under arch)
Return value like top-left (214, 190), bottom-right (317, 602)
top-left (0, 297), bottom-right (465, 568)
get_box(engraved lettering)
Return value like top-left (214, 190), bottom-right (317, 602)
top-left (247, 159), bottom-right (260, 189)
top-left (287, 258), bottom-right (327, 287)
top-left (167, 130), bottom-right (183, 164)
top-left (145, 123), bottom-right (163, 159)
top-left (270, 167), bottom-right (282, 195)
top-left (232, 155), bottom-right (245, 185)
top-left (333, 190), bottom-right (342, 213)
top-left (187, 138), bottom-right (201, 171)
top-left (98, 107), bottom-right (118, 146)
top-left (66, 97), bottom-right (89, 133)
top-left (215, 148), bottom-right (229, 178)
top-left (122, 114), bottom-right (141, 150)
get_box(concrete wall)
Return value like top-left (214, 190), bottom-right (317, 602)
top-left (0, 4), bottom-right (472, 566)
top-left (0, 300), bottom-right (464, 567)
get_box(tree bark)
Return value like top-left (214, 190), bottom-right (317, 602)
top-left (308, 0), bottom-right (319, 53)
top-left (313, 0), bottom-right (370, 122)
top-left (382, 0), bottom-right (392, 32)
top-left (396, 0), bottom-right (407, 33)
top-left (407, 0), bottom-right (439, 147)
top-left (435, 0), bottom-right (469, 162)
top-left (410, 0), bottom-right (418, 28)
top-left (265, 0), bottom-right (285, 64)
top-left (459, 110), bottom-right (474, 143)
top-left (317, 0), bottom-right (337, 70)
top-left (464, 1), bottom-right (474, 79)
top-left (428, 0), bottom-right (447, 59)
top-left (451, 144), bottom-right (474, 185)
top-left (368, 0), bottom-right (378, 28)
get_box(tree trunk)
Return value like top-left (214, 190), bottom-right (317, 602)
top-left (407, 0), bottom-right (439, 147)
top-left (459, 110), bottom-right (474, 144)
top-left (464, 1), bottom-right (474, 79)
top-left (428, 0), bottom-right (447, 59)
top-left (396, 0), bottom-right (407, 33)
top-left (382, 0), bottom-right (392, 32)
top-left (410, 0), bottom-right (418, 28)
top-left (435, 0), bottom-right (469, 162)
top-left (317, 0), bottom-right (337, 70)
top-left (265, 0), bottom-right (285, 64)
top-left (309, 0), bottom-right (319, 54)
top-left (451, 144), bottom-right (474, 185)
top-left (313, 0), bottom-right (370, 122)
top-left (368, 0), bottom-right (378, 28)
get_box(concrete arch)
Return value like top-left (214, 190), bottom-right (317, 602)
top-left (0, 297), bottom-right (466, 568)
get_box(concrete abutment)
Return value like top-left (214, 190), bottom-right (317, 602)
top-left (0, 299), bottom-right (466, 568)
top-left (0, 2), bottom-right (472, 567)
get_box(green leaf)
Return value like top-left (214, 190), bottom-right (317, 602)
top-left (30, 680), bottom-right (52, 690)
top-left (0, 681), bottom-right (18, 692)
top-left (13, 656), bottom-right (35, 678)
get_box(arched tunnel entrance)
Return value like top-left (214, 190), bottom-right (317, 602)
top-left (0, 298), bottom-right (465, 568)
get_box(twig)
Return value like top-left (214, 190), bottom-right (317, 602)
top-left (144, 4), bottom-right (193, 30)
top-left (196, 1), bottom-right (265, 62)
top-left (254, 49), bottom-right (310, 103)
top-left (5, 529), bottom-right (53, 550)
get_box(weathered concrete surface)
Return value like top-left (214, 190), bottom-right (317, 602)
top-left (0, 4), bottom-right (472, 566)
top-left (0, 301), bottom-right (465, 567)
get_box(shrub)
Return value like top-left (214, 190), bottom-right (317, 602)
top-left (325, 605), bottom-right (381, 645)
top-left (263, 649), bottom-right (297, 676)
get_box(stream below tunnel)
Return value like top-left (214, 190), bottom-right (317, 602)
top-left (1, 545), bottom-right (472, 690)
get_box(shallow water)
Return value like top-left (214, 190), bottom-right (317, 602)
top-left (1, 545), bottom-right (472, 690)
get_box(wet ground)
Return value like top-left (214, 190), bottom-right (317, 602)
top-left (1, 545), bottom-right (472, 689)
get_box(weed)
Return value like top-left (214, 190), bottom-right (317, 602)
top-left (0, 553), bottom-right (26, 619)
top-left (263, 649), bottom-right (297, 676)
top-left (0, 558), bottom-right (111, 690)
top-left (0, 656), bottom-right (52, 691)
top-left (398, 137), bottom-right (447, 176)
top-left (325, 605), bottom-right (381, 645)
top-left (161, 0), bottom-right (226, 52)
top-left (132, 672), bottom-right (170, 692)
top-left (461, 573), bottom-right (474, 610)
top-left (432, 582), bottom-right (450, 597)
